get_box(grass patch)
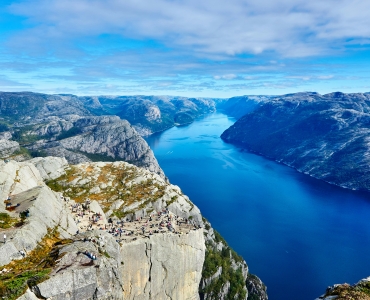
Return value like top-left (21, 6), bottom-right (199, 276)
top-left (56, 127), bottom-right (83, 140)
top-left (12, 126), bottom-right (41, 145)
top-left (47, 163), bottom-right (166, 213)
top-left (0, 229), bottom-right (72, 300)
top-left (76, 151), bottom-right (116, 162)
top-left (11, 147), bottom-right (31, 158)
top-left (324, 281), bottom-right (370, 300)
top-left (0, 213), bottom-right (19, 229)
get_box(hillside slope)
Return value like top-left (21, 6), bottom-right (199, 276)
top-left (0, 92), bottom-right (164, 177)
top-left (221, 92), bottom-right (370, 191)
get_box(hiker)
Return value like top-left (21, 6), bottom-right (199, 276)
top-left (3, 234), bottom-right (6, 243)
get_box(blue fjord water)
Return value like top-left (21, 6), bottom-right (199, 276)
top-left (145, 112), bottom-right (370, 300)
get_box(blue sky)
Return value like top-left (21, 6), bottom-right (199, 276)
top-left (1, 0), bottom-right (370, 97)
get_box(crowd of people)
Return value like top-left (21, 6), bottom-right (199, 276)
top-left (67, 199), bottom-right (201, 244)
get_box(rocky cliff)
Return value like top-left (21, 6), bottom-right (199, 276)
top-left (32, 116), bottom-right (164, 177)
top-left (221, 92), bottom-right (370, 191)
top-left (0, 158), bottom-right (267, 300)
top-left (316, 277), bottom-right (370, 300)
top-left (0, 92), bottom-right (164, 178)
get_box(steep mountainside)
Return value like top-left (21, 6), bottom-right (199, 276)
top-left (221, 92), bottom-right (370, 191)
top-left (218, 95), bottom-right (270, 119)
top-left (0, 157), bottom-right (267, 300)
top-left (80, 95), bottom-right (223, 135)
top-left (0, 92), bottom-right (164, 177)
top-left (0, 92), bottom-right (92, 123)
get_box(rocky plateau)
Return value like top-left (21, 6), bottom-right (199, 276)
top-left (0, 157), bottom-right (267, 299)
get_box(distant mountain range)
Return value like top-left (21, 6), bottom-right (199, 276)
top-left (79, 95), bottom-right (225, 135)
top-left (3, 90), bottom-right (370, 192)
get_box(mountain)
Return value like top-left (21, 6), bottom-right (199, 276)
top-left (0, 91), bottom-right (267, 299)
top-left (0, 92), bottom-right (225, 175)
top-left (80, 95), bottom-right (223, 135)
top-left (0, 157), bottom-right (267, 300)
top-left (221, 92), bottom-right (370, 191)
top-left (0, 92), bottom-right (164, 177)
top-left (218, 95), bottom-right (271, 119)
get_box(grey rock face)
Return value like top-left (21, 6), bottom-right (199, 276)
top-left (0, 131), bottom-right (12, 140)
top-left (19, 231), bottom-right (124, 300)
top-left (222, 92), bottom-right (370, 191)
top-left (58, 118), bottom-right (164, 177)
top-left (28, 116), bottom-right (164, 177)
top-left (32, 118), bottom-right (74, 137)
top-left (121, 229), bottom-right (205, 300)
top-left (30, 156), bottom-right (68, 180)
top-left (0, 160), bottom-right (77, 266)
top-left (0, 160), bottom-right (43, 212)
top-left (0, 139), bottom-right (20, 158)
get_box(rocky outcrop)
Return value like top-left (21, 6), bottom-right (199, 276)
top-left (18, 231), bottom-right (124, 300)
top-left (0, 159), bottom-right (77, 267)
top-left (0, 92), bottom-right (211, 178)
top-left (30, 156), bottom-right (68, 180)
top-left (1, 158), bottom-right (266, 300)
top-left (29, 116), bottom-right (165, 178)
top-left (316, 277), bottom-right (370, 300)
top-left (0, 139), bottom-right (20, 158)
top-left (8, 159), bottom-right (266, 299)
top-left (221, 92), bottom-right (370, 191)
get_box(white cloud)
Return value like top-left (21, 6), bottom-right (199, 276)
top-left (8, 0), bottom-right (370, 58)
top-left (214, 74), bottom-right (238, 80)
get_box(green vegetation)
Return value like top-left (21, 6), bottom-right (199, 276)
top-left (77, 151), bottom-right (116, 162)
top-left (200, 228), bottom-right (246, 300)
top-left (46, 163), bottom-right (166, 213)
top-left (323, 281), bottom-right (370, 300)
top-left (11, 147), bottom-right (31, 158)
top-left (56, 127), bottom-right (83, 140)
top-left (99, 250), bottom-right (111, 259)
top-left (0, 213), bottom-right (19, 229)
top-left (12, 126), bottom-right (40, 145)
top-left (0, 123), bottom-right (9, 132)
top-left (0, 229), bottom-right (72, 300)
top-left (0, 269), bottom-right (50, 300)
top-left (29, 149), bottom-right (48, 158)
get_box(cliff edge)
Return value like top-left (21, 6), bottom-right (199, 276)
top-left (0, 157), bottom-right (267, 299)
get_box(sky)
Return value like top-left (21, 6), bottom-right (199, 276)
top-left (1, 0), bottom-right (370, 98)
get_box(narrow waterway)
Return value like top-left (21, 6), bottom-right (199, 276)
top-left (145, 112), bottom-right (370, 300)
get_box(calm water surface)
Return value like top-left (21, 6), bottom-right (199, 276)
top-left (145, 112), bottom-right (370, 300)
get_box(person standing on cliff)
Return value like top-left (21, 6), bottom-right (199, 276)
top-left (3, 233), bottom-right (6, 243)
